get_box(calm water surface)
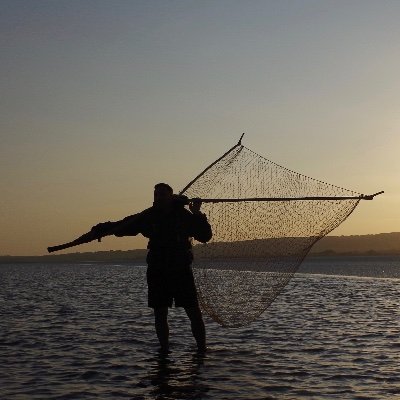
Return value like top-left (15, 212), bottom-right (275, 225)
top-left (1, 260), bottom-right (399, 399)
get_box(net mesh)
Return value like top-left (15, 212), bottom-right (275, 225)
top-left (181, 144), bottom-right (361, 327)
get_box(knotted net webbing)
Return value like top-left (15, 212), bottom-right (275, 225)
top-left (180, 139), bottom-right (363, 327)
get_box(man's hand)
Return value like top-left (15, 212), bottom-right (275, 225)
top-left (91, 221), bottom-right (115, 236)
top-left (189, 198), bottom-right (202, 214)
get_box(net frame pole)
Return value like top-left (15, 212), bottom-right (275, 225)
top-left (179, 133), bottom-right (245, 195)
top-left (196, 191), bottom-right (384, 203)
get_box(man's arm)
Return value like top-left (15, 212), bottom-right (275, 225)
top-left (91, 213), bottom-right (142, 238)
top-left (48, 213), bottom-right (144, 253)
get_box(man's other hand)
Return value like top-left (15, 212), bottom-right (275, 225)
top-left (189, 198), bottom-right (202, 214)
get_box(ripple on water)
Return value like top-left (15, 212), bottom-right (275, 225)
top-left (1, 263), bottom-right (400, 399)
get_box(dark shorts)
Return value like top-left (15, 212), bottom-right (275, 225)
top-left (146, 250), bottom-right (198, 308)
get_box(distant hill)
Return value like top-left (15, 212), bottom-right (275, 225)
top-left (310, 232), bottom-right (400, 255)
top-left (0, 249), bottom-right (147, 264)
top-left (1, 232), bottom-right (400, 263)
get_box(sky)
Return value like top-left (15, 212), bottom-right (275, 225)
top-left (1, 0), bottom-right (400, 256)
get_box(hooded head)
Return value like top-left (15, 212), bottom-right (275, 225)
top-left (153, 183), bottom-right (173, 209)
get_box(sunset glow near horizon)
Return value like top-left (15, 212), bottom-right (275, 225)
top-left (1, 1), bottom-right (400, 256)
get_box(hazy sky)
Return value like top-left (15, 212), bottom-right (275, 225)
top-left (1, 1), bottom-right (400, 255)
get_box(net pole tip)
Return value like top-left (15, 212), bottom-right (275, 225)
top-left (238, 133), bottom-right (245, 145)
top-left (362, 190), bottom-right (384, 200)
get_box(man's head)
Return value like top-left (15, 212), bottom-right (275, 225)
top-left (154, 183), bottom-right (173, 208)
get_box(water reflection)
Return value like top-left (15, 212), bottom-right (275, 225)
top-left (147, 351), bottom-right (209, 399)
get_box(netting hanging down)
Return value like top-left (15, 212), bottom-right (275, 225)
top-left (180, 138), bottom-right (373, 328)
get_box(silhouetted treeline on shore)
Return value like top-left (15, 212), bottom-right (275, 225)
top-left (0, 249), bottom-right (147, 264)
top-left (2, 232), bottom-right (400, 263)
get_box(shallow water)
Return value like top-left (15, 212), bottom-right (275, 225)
top-left (1, 262), bottom-right (400, 399)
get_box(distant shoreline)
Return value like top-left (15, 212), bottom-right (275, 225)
top-left (1, 251), bottom-right (400, 265)
top-left (1, 255), bottom-right (399, 280)
top-left (2, 232), bottom-right (400, 264)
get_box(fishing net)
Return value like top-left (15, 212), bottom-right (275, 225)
top-left (180, 140), bottom-right (362, 327)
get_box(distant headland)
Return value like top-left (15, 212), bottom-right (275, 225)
top-left (1, 232), bottom-right (400, 263)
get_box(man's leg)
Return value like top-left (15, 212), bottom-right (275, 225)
top-left (184, 306), bottom-right (206, 352)
top-left (154, 307), bottom-right (169, 352)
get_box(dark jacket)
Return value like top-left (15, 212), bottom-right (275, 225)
top-left (114, 204), bottom-right (212, 251)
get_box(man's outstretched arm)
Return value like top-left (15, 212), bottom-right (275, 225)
top-left (47, 214), bottom-right (142, 253)
top-left (91, 213), bottom-right (142, 238)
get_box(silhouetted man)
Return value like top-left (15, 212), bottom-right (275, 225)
top-left (92, 183), bottom-right (212, 353)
